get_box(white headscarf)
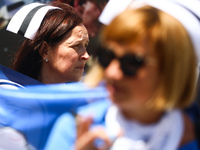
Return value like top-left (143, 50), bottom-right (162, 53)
top-left (6, 2), bottom-right (61, 40)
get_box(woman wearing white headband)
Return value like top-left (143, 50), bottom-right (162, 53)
top-left (7, 1), bottom-right (89, 84)
top-left (44, 0), bottom-right (200, 150)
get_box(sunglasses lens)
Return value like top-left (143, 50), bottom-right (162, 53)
top-left (120, 55), bottom-right (144, 76)
top-left (98, 48), bottom-right (144, 76)
top-left (98, 49), bottom-right (115, 68)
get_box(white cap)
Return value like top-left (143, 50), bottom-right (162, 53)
top-left (99, 0), bottom-right (133, 25)
top-left (6, 2), bottom-right (61, 40)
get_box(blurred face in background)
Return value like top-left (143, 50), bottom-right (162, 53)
top-left (74, 0), bottom-right (107, 37)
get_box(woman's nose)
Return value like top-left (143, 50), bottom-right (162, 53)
top-left (104, 59), bottom-right (124, 80)
top-left (80, 51), bottom-right (90, 60)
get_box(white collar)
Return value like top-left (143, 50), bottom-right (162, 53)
top-left (105, 105), bottom-right (184, 150)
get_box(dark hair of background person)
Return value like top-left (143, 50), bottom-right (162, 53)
top-left (10, 1), bottom-right (83, 80)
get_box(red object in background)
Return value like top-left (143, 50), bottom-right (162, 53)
top-left (74, 0), bottom-right (106, 37)
top-left (53, 0), bottom-right (107, 37)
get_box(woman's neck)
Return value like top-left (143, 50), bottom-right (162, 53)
top-left (120, 107), bottom-right (164, 124)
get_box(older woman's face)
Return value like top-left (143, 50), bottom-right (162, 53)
top-left (47, 23), bottom-right (89, 83)
top-left (104, 40), bottom-right (160, 112)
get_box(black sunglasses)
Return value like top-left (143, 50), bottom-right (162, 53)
top-left (97, 49), bottom-right (145, 76)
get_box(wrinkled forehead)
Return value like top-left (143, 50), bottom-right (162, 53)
top-left (57, 23), bottom-right (89, 45)
top-left (69, 24), bottom-right (89, 41)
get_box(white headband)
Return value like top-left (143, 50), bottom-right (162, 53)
top-left (99, 0), bottom-right (133, 25)
top-left (99, 0), bottom-right (200, 66)
top-left (6, 2), bottom-right (61, 40)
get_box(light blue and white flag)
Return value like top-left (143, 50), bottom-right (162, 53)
top-left (0, 65), bottom-right (109, 150)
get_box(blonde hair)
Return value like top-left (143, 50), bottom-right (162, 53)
top-left (86, 6), bottom-right (197, 110)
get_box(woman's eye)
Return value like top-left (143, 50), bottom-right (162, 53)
top-left (84, 44), bottom-right (88, 49)
top-left (72, 44), bottom-right (80, 48)
top-left (72, 43), bottom-right (89, 49)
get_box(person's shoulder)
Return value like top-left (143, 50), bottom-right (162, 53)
top-left (179, 140), bottom-right (199, 150)
top-left (180, 113), bottom-right (195, 145)
top-left (179, 112), bottom-right (199, 150)
top-left (0, 64), bottom-right (42, 87)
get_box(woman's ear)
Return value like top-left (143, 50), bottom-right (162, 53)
top-left (38, 41), bottom-right (50, 60)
